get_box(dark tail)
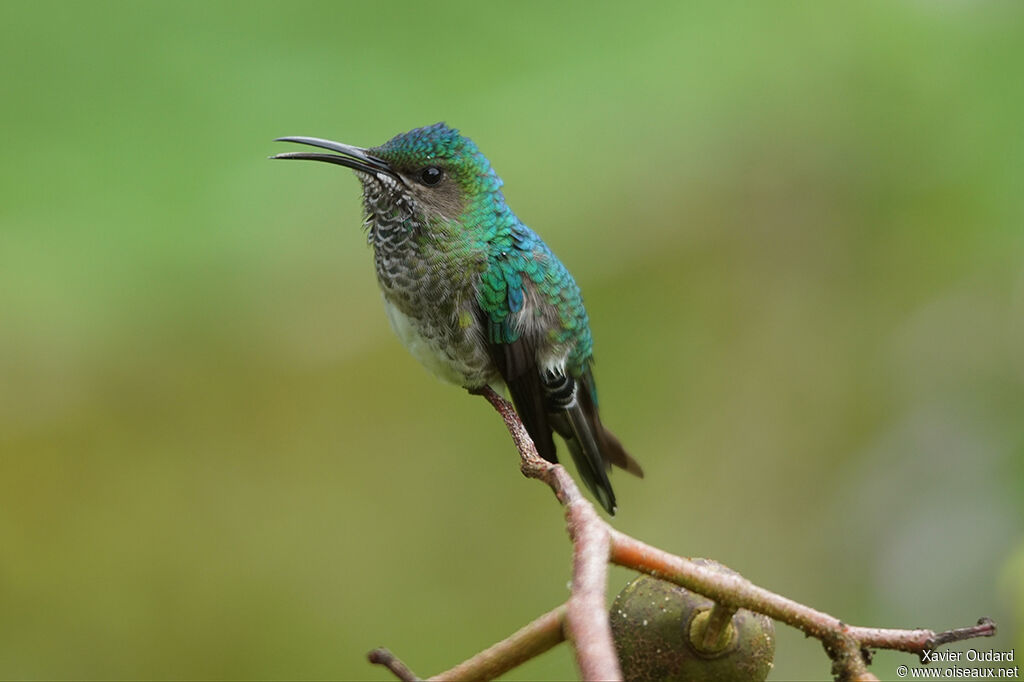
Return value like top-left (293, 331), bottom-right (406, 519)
top-left (482, 325), bottom-right (642, 514)
top-left (542, 368), bottom-right (643, 515)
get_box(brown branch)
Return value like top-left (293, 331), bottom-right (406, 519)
top-left (564, 500), bottom-right (619, 680)
top-left (606, 517), bottom-right (996, 668)
top-left (430, 605), bottom-right (567, 682)
top-left (477, 386), bottom-right (622, 681)
top-left (369, 387), bottom-right (997, 682)
top-left (368, 648), bottom-right (420, 682)
top-left (609, 530), bottom-right (868, 652)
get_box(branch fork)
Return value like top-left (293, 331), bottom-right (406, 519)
top-left (369, 387), bottom-right (997, 682)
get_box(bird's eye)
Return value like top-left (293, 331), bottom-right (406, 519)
top-left (419, 166), bottom-right (443, 186)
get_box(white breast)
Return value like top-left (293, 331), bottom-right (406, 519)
top-left (382, 298), bottom-right (494, 387)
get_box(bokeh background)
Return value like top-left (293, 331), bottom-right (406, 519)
top-left (2, 2), bottom-right (1022, 680)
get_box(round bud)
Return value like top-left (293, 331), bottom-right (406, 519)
top-left (610, 560), bottom-right (775, 682)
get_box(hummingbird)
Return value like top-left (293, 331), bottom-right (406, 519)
top-left (271, 123), bottom-right (642, 514)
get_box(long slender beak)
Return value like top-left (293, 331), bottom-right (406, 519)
top-left (270, 136), bottom-right (398, 179)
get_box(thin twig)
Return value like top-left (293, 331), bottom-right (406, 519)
top-left (368, 648), bottom-right (420, 682)
top-left (430, 605), bottom-right (567, 682)
top-left (924, 617), bottom-right (998, 651)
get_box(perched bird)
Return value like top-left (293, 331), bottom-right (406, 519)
top-left (271, 123), bottom-right (642, 513)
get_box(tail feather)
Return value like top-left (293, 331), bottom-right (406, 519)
top-left (578, 373), bottom-right (644, 479)
top-left (597, 426), bottom-right (644, 478)
top-left (542, 368), bottom-right (641, 515)
top-left (562, 401), bottom-right (617, 514)
top-left (478, 312), bottom-right (640, 513)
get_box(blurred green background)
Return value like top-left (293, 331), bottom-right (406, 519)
top-left (2, 2), bottom-right (1022, 680)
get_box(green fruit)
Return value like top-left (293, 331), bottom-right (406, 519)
top-left (610, 560), bottom-right (776, 682)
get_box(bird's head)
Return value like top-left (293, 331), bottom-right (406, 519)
top-left (272, 123), bottom-right (504, 229)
